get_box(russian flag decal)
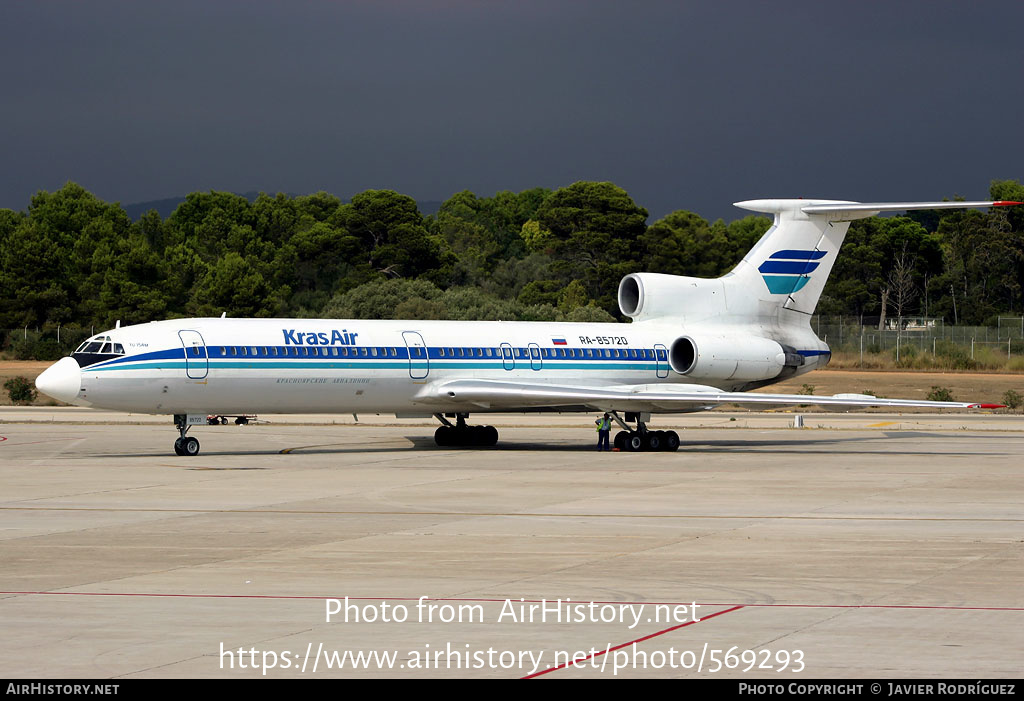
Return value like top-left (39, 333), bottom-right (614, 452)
top-left (552, 337), bottom-right (567, 345)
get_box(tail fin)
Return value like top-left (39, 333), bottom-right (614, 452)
top-left (725, 198), bottom-right (1019, 316)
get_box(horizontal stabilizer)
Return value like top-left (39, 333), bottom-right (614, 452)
top-left (735, 199), bottom-right (1021, 222)
top-left (800, 200), bottom-right (1020, 221)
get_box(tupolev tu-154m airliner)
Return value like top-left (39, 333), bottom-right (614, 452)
top-left (35, 198), bottom-right (1019, 456)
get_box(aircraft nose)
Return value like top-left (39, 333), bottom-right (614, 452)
top-left (35, 357), bottom-right (83, 404)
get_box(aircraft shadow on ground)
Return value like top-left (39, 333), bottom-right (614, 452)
top-left (87, 432), bottom-right (1002, 459)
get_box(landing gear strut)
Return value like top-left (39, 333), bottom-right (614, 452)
top-left (610, 412), bottom-right (679, 452)
top-left (173, 415), bottom-right (201, 456)
top-left (433, 413), bottom-right (498, 447)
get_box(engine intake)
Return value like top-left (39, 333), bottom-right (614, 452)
top-left (618, 272), bottom-right (726, 322)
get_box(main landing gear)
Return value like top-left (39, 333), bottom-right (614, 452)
top-left (433, 413), bottom-right (498, 447)
top-left (610, 411), bottom-right (680, 452)
top-left (173, 415), bottom-right (200, 456)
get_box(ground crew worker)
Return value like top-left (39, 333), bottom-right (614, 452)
top-left (595, 413), bottom-right (612, 451)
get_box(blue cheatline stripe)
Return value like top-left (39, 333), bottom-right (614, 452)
top-left (761, 275), bottom-right (810, 294)
top-left (85, 345), bottom-right (662, 367)
top-left (769, 249), bottom-right (827, 260)
top-left (91, 346), bottom-right (661, 366)
top-left (91, 360), bottom-right (659, 373)
top-left (796, 350), bottom-right (830, 357)
top-left (757, 260), bottom-right (820, 275)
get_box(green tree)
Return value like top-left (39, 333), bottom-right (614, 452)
top-left (533, 181), bottom-right (648, 315)
top-left (4, 377), bottom-right (38, 404)
top-left (436, 188), bottom-right (550, 259)
top-left (821, 216), bottom-right (941, 321)
top-left (341, 190), bottom-right (449, 282)
top-left (517, 280), bottom-right (563, 307)
top-left (642, 211), bottom-right (734, 277)
top-left (431, 211), bottom-right (501, 287)
top-left (0, 219), bottom-right (71, 326)
top-left (558, 279), bottom-right (589, 312)
top-left (192, 252), bottom-right (275, 318)
top-left (323, 278), bottom-right (443, 319)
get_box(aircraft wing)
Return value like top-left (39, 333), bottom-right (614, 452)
top-left (414, 379), bottom-right (999, 413)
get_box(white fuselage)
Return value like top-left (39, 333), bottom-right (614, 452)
top-left (65, 317), bottom-right (829, 416)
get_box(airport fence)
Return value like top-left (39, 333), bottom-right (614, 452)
top-left (4, 319), bottom-right (1024, 369)
top-left (808, 316), bottom-right (1024, 370)
top-left (2, 326), bottom-right (95, 360)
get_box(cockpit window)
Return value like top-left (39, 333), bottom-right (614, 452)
top-left (71, 335), bottom-right (125, 366)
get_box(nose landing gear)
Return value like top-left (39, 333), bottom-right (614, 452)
top-left (173, 415), bottom-right (201, 456)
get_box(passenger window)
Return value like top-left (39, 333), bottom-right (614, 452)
top-left (241, 347), bottom-right (248, 356)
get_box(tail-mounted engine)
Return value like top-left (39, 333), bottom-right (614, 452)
top-left (618, 272), bottom-right (725, 322)
top-left (669, 335), bottom-right (804, 383)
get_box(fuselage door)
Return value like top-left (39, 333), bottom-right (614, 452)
top-left (178, 330), bottom-right (209, 380)
top-left (402, 331), bottom-right (429, 379)
top-left (528, 343), bottom-right (542, 371)
top-left (654, 343), bottom-right (669, 378)
top-left (500, 343), bottom-right (514, 371)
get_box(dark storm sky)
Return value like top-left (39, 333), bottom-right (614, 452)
top-left (2, 1), bottom-right (1022, 222)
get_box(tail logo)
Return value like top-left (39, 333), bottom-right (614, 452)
top-left (758, 249), bottom-right (827, 295)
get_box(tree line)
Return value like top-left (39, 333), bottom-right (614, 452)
top-left (1, 179), bottom-right (1022, 345)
